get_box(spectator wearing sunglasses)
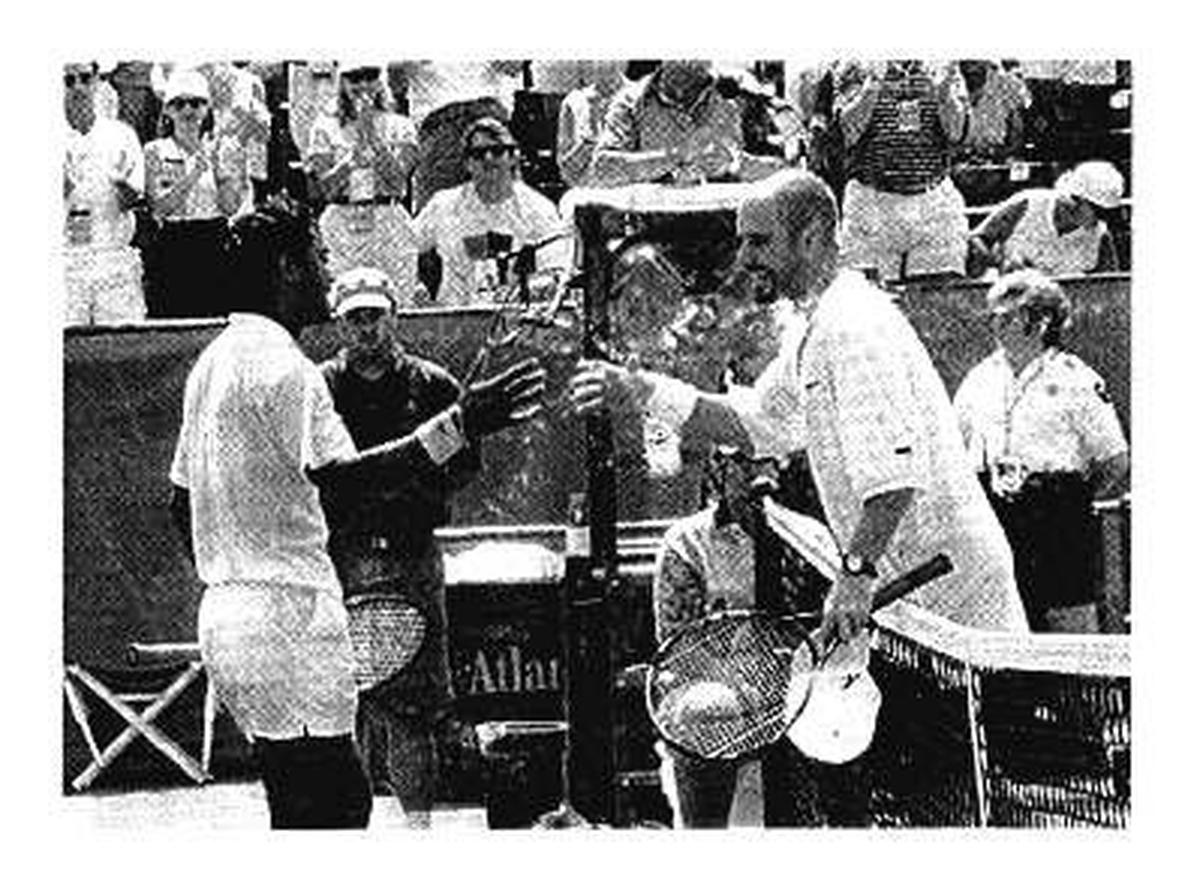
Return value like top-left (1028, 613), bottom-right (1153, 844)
top-left (62, 61), bottom-right (147, 326)
top-left (306, 62), bottom-right (421, 306)
top-left (414, 117), bottom-right (568, 305)
top-left (144, 68), bottom-right (248, 317)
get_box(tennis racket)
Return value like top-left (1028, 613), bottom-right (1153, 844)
top-left (645, 553), bottom-right (952, 760)
top-left (344, 594), bottom-right (427, 692)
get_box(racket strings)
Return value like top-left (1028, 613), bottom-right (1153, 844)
top-left (346, 598), bottom-right (427, 690)
top-left (650, 616), bottom-right (815, 758)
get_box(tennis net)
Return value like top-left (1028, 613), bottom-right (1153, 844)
top-left (866, 602), bottom-right (1130, 828)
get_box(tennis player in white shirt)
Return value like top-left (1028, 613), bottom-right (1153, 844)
top-left (569, 170), bottom-right (1029, 659)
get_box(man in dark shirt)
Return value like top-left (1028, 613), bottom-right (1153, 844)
top-left (320, 266), bottom-right (479, 828)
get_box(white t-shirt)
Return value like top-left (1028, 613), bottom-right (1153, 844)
top-left (170, 313), bottom-right (357, 590)
top-left (414, 181), bottom-right (569, 306)
top-left (743, 271), bottom-right (1027, 632)
top-left (953, 348), bottom-right (1128, 475)
top-left (63, 117), bottom-right (144, 249)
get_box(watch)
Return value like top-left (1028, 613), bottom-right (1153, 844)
top-left (841, 552), bottom-right (878, 579)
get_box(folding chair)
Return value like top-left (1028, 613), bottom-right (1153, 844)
top-left (63, 642), bottom-right (216, 792)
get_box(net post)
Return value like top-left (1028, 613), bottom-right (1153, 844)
top-left (558, 202), bottom-right (619, 825)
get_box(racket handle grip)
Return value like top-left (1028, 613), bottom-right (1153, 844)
top-left (870, 553), bottom-right (953, 612)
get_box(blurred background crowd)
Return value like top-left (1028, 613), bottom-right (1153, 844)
top-left (61, 57), bottom-right (1132, 327)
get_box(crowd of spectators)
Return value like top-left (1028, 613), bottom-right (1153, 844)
top-left (61, 57), bottom-right (1132, 326)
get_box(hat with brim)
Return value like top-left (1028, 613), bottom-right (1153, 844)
top-left (1057, 161), bottom-right (1124, 210)
top-left (330, 266), bottom-right (397, 316)
top-left (164, 69), bottom-right (211, 104)
top-left (786, 667), bottom-right (881, 764)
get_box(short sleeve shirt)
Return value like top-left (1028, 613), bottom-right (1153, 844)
top-left (741, 271), bottom-right (1027, 631)
top-left (952, 348), bottom-right (1128, 475)
top-left (413, 181), bottom-right (568, 305)
top-left (64, 117), bottom-right (144, 249)
top-left (170, 313), bottom-right (357, 588)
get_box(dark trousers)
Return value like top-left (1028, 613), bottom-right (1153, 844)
top-left (983, 473), bottom-right (1096, 631)
top-left (254, 734), bottom-right (373, 829)
top-left (671, 741), bottom-right (870, 828)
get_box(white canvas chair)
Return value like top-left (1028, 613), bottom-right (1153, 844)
top-left (63, 643), bottom-right (216, 792)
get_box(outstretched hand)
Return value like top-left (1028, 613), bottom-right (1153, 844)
top-left (566, 358), bottom-right (652, 417)
top-left (460, 357), bottom-right (547, 439)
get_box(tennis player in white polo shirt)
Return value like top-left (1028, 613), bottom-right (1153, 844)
top-left (569, 170), bottom-right (1029, 660)
top-left (169, 198), bottom-right (545, 828)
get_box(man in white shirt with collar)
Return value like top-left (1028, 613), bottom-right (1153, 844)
top-left (169, 198), bottom-right (545, 828)
top-left (570, 170), bottom-right (1027, 662)
top-left (62, 61), bottom-right (146, 326)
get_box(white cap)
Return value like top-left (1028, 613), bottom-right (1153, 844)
top-left (1056, 161), bottom-right (1125, 209)
top-left (163, 68), bottom-right (210, 104)
top-left (786, 668), bottom-right (881, 764)
top-left (329, 266), bottom-right (397, 316)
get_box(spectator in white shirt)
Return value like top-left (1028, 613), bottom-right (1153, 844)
top-left (62, 61), bottom-right (147, 326)
top-left (414, 117), bottom-right (568, 305)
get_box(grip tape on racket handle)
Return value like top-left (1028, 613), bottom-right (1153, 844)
top-left (869, 553), bottom-right (953, 612)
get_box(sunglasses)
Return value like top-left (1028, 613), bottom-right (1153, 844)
top-left (467, 144), bottom-right (518, 161)
top-left (64, 72), bottom-right (95, 88)
top-left (169, 97), bottom-right (208, 110)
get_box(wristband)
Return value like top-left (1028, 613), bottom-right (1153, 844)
top-left (642, 372), bottom-right (699, 431)
top-left (415, 406), bottom-right (466, 465)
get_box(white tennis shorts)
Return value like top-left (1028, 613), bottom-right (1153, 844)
top-left (199, 581), bottom-right (358, 740)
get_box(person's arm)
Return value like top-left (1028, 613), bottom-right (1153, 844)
top-left (146, 144), bottom-right (209, 218)
top-left (305, 117), bottom-right (356, 203)
top-left (590, 145), bottom-right (685, 187)
top-left (1091, 451), bottom-right (1129, 500)
top-left (653, 540), bottom-right (709, 643)
top-left (556, 93), bottom-right (595, 188)
top-left (371, 114), bottom-right (418, 196)
top-left (567, 359), bottom-right (754, 453)
top-left (1093, 227), bottom-right (1119, 272)
top-left (214, 139), bottom-right (247, 216)
top-left (833, 62), bottom-right (882, 148)
top-left (113, 130), bottom-right (145, 212)
top-left (589, 85), bottom-right (686, 186)
top-left (967, 194), bottom-right (1030, 276)
top-left (819, 487), bottom-right (915, 651)
top-left (933, 62), bottom-right (969, 144)
top-left (309, 358), bottom-right (545, 499)
top-left (168, 484), bottom-right (195, 568)
top-left (1074, 370), bottom-right (1130, 500)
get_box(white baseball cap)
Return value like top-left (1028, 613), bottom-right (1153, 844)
top-left (1057, 161), bottom-right (1125, 209)
top-left (163, 68), bottom-right (211, 104)
top-left (329, 267), bottom-right (397, 316)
